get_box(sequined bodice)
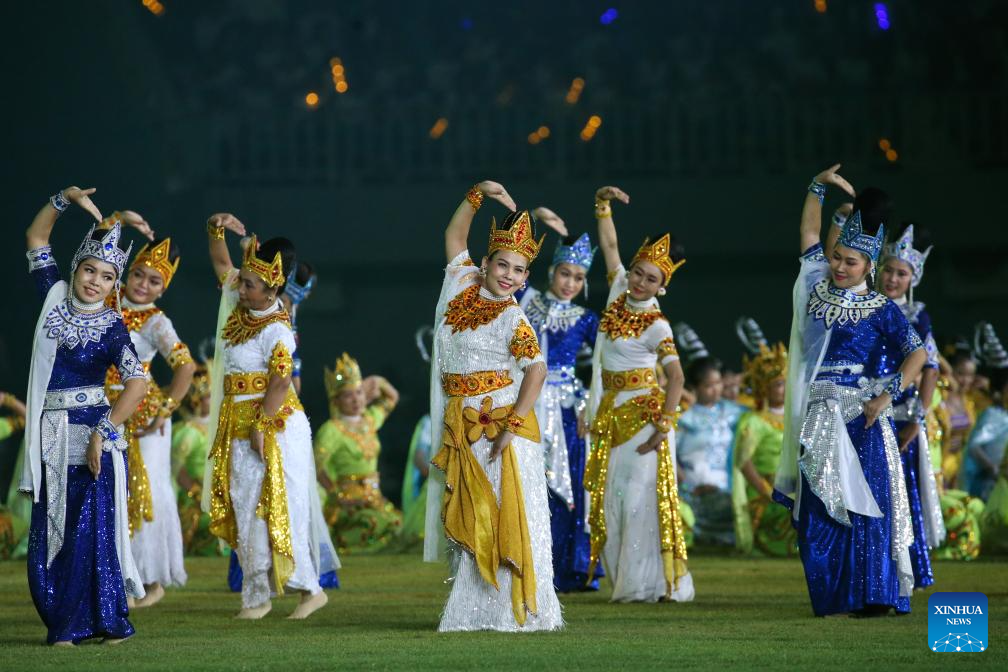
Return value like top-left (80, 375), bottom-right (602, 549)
top-left (518, 288), bottom-right (599, 371)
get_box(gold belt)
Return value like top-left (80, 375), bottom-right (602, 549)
top-left (441, 370), bottom-right (513, 397)
top-left (224, 371), bottom-right (269, 396)
top-left (602, 367), bottom-right (656, 391)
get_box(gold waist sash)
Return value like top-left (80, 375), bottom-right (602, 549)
top-left (602, 367), bottom-right (657, 391)
top-left (441, 370), bottom-right (513, 397)
top-left (585, 387), bottom-right (688, 596)
top-left (209, 386), bottom-right (302, 594)
top-left (432, 395), bottom-right (541, 625)
top-left (224, 371), bottom-right (270, 396)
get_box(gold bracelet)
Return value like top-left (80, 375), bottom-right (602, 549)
top-left (594, 199), bottom-right (612, 219)
top-left (505, 411), bottom-right (525, 432)
top-left (207, 220), bottom-right (225, 240)
top-left (158, 395), bottom-right (179, 419)
top-left (466, 185), bottom-right (484, 211)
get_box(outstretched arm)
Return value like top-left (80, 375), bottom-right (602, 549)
top-left (594, 186), bottom-right (630, 274)
top-left (26, 186), bottom-right (103, 250)
top-left (445, 181), bottom-right (516, 262)
top-left (801, 164), bottom-right (855, 254)
top-left (206, 213), bottom-right (247, 282)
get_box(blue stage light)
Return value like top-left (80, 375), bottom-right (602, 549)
top-left (461, 17), bottom-right (473, 31)
top-left (874, 3), bottom-right (890, 31)
top-left (600, 8), bottom-right (618, 25)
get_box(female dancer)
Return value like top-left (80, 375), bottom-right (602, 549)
top-left (874, 221), bottom-right (944, 588)
top-left (585, 185), bottom-right (693, 603)
top-left (424, 181), bottom-right (561, 632)
top-left (23, 188), bottom-right (149, 644)
top-left (107, 230), bottom-right (195, 606)
top-left (732, 342), bottom-right (797, 556)
top-left (964, 324), bottom-right (1008, 501)
top-left (0, 392), bottom-right (27, 558)
top-left (776, 165), bottom-right (927, 616)
top-left (399, 326), bottom-right (434, 546)
top-left (941, 347), bottom-right (979, 488)
top-left (203, 213), bottom-right (335, 619)
top-left (315, 353), bottom-right (402, 553)
top-left (280, 261), bottom-right (316, 396)
top-left (676, 354), bottom-right (744, 546)
top-left (515, 210), bottom-right (603, 592)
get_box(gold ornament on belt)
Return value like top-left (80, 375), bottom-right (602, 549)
top-left (325, 352), bottom-right (363, 398)
top-left (130, 237), bottom-right (180, 288)
top-left (487, 210), bottom-right (545, 263)
top-left (630, 233), bottom-right (685, 286)
top-left (242, 233), bottom-right (286, 288)
top-left (599, 294), bottom-right (667, 340)
top-left (441, 369), bottom-right (513, 397)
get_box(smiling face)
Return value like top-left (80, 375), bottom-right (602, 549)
top-left (481, 250), bottom-right (531, 298)
top-left (72, 258), bottom-right (118, 305)
top-left (880, 257), bottom-right (913, 300)
top-left (125, 264), bottom-right (166, 304)
top-left (953, 358), bottom-right (977, 393)
top-left (766, 377), bottom-right (787, 408)
top-left (237, 268), bottom-right (278, 311)
top-left (334, 386), bottom-right (366, 417)
top-left (627, 260), bottom-right (664, 301)
top-left (721, 372), bottom-right (741, 401)
top-left (549, 262), bottom-right (587, 301)
top-left (829, 244), bottom-right (871, 289)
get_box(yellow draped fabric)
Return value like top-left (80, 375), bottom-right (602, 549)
top-left (208, 372), bottom-right (300, 594)
top-left (126, 434), bottom-right (154, 535)
top-left (432, 382), bottom-right (541, 626)
top-left (584, 385), bottom-right (688, 596)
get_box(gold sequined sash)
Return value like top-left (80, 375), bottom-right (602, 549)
top-left (584, 387), bottom-right (688, 596)
top-left (209, 384), bottom-right (301, 594)
top-left (601, 367), bottom-right (657, 391)
top-left (432, 395), bottom-right (540, 625)
top-left (441, 370), bottom-right (513, 397)
top-left (109, 374), bottom-right (162, 536)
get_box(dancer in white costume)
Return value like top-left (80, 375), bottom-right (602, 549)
top-left (203, 214), bottom-right (336, 620)
top-left (585, 185), bottom-right (694, 603)
top-left (105, 228), bottom-right (195, 607)
top-left (424, 181), bottom-right (562, 632)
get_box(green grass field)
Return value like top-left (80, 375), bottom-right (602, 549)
top-left (0, 552), bottom-right (1003, 670)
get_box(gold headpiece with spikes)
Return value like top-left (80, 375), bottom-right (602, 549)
top-left (324, 352), bottom-right (363, 398)
top-left (130, 238), bottom-right (180, 288)
top-left (487, 210), bottom-right (545, 263)
top-left (242, 233), bottom-right (285, 288)
top-left (184, 363), bottom-right (211, 415)
top-left (742, 342), bottom-right (788, 406)
top-left (630, 233), bottom-right (685, 286)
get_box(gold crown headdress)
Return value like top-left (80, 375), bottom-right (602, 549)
top-left (184, 364), bottom-right (211, 414)
top-left (130, 238), bottom-right (180, 288)
top-left (742, 342), bottom-right (788, 405)
top-left (242, 234), bottom-right (285, 288)
top-left (324, 352), bottom-right (363, 398)
top-left (630, 234), bottom-right (685, 286)
top-left (487, 210), bottom-right (545, 263)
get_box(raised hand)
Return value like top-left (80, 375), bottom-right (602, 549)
top-left (62, 186), bottom-right (103, 222)
top-left (595, 186), bottom-right (630, 205)
top-left (813, 164), bottom-right (856, 198)
top-left (118, 209), bottom-right (155, 241)
top-left (207, 212), bottom-right (247, 237)
top-left (532, 207), bottom-right (568, 236)
top-left (476, 181), bottom-right (516, 212)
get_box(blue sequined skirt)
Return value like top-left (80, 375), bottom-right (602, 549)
top-left (897, 422), bottom-right (935, 589)
top-left (549, 406), bottom-right (603, 592)
top-left (793, 415), bottom-right (911, 616)
top-left (27, 451), bottom-right (134, 644)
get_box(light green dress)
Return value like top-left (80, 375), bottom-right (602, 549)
top-left (731, 410), bottom-right (797, 556)
top-left (315, 403), bottom-right (402, 553)
top-left (1, 417), bottom-right (29, 558)
top-left (171, 417), bottom-right (224, 556)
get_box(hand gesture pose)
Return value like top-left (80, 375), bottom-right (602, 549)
top-left (532, 207), bottom-right (568, 237)
top-left (118, 209), bottom-right (155, 241)
top-left (863, 392), bottom-right (891, 428)
top-left (62, 186), bottom-right (104, 222)
top-left (595, 185), bottom-right (630, 205)
top-left (207, 212), bottom-right (247, 237)
top-left (813, 164), bottom-right (856, 198)
top-left (475, 181), bottom-right (517, 212)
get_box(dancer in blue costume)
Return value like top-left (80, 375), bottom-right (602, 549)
top-left (875, 221), bottom-right (945, 588)
top-left (776, 165), bottom-right (927, 617)
top-left (22, 187), bottom-right (151, 645)
top-left (516, 207), bottom-right (602, 591)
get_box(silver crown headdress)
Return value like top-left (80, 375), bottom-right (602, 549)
top-left (882, 224), bottom-right (932, 288)
top-left (837, 210), bottom-right (885, 263)
top-left (735, 316), bottom-right (769, 355)
top-left (415, 325), bottom-right (434, 363)
top-left (672, 322), bottom-right (709, 368)
top-left (974, 322), bottom-right (1008, 370)
top-left (72, 220), bottom-right (132, 279)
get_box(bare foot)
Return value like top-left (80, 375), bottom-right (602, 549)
top-left (287, 591), bottom-right (328, 620)
top-left (52, 640), bottom-right (74, 647)
top-left (235, 601), bottom-right (272, 619)
top-left (127, 597), bottom-right (136, 609)
top-left (103, 636), bottom-right (132, 645)
top-left (134, 583), bottom-right (164, 608)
